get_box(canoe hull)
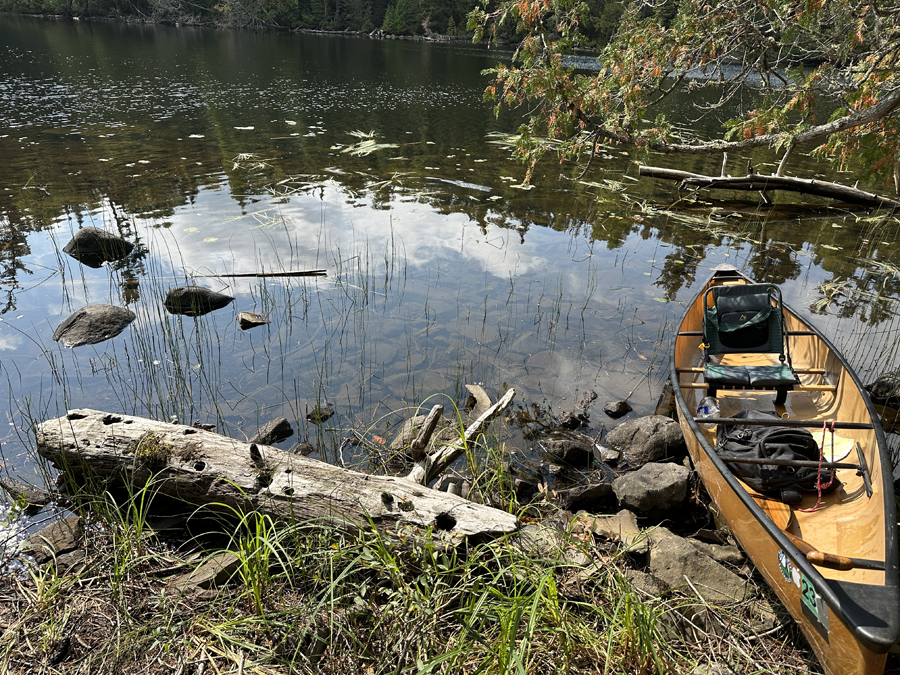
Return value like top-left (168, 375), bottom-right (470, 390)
top-left (675, 411), bottom-right (888, 675)
top-left (671, 266), bottom-right (899, 675)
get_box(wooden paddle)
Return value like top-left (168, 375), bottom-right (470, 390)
top-left (748, 489), bottom-right (884, 571)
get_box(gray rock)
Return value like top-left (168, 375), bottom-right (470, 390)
top-left (26, 516), bottom-right (82, 564)
top-left (164, 286), bottom-right (234, 317)
top-left (293, 441), bottom-right (317, 456)
top-left (515, 523), bottom-right (590, 566)
top-left (541, 435), bottom-right (593, 468)
top-left (648, 528), bottom-right (749, 603)
top-left (54, 548), bottom-right (88, 573)
top-left (556, 482), bottom-right (612, 512)
top-left (612, 462), bottom-right (690, 518)
top-left (0, 478), bottom-right (54, 515)
top-left (603, 400), bottom-right (633, 418)
top-left (690, 540), bottom-right (745, 566)
top-left (248, 417), bottom-right (294, 445)
top-left (513, 477), bottom-right (539, 501)
top-left (866, 371), bottom-right (900, 407)
top-left (583, 508), bottom-right (648, 554)
top-left (62, 226), bottom-right (135, 268)
top-left (516, 523), bottom-right (567, 558)
top-left (596, 446), bottom-right (621, 463)
top-left (238, 311), bottom-right (269, 330)
top-left (168, 551), bottom-right (241, 591)
top-left (577, 390), bottom-right (598, 408)
top-left (52, 304), bottom-right (136, 347)
top-left (604, 415), bottom-right (686, 466)
top-left (306, 406), bottom-right (334, 425)
top-left (624, 569), bottom-right (668, 597)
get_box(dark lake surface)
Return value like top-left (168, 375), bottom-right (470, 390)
top-left (2, 14), bottom-right (900, 481)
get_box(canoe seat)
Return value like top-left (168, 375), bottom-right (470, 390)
top-left (703, 283), bottom-right (798, 404)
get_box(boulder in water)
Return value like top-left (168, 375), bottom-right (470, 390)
top-left (62, 227), bottom-right (135, 268)
top-left (52, 304), bottom-right (136, 347)
top-left (164, 286), bottom-right (234, 316)
top-left (865, 371), bottom-right (900, 407)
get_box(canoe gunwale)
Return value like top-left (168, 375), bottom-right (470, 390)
top-left (669, 266), bottom-right (900, 657)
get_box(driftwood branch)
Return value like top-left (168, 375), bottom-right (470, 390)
top-left (410, 405), bottom-right (444, 462)
top-left (639, 165), bottom-right (900, 208)
top-left (200, 270), bottom-right (327, 278)
top-left (37, 409), bottom-right (518, 541)
top-left (407, 389), bottom-right (516, 486)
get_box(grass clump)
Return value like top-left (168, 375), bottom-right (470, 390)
top-left (0, 483), bottom-right (824, 675)
top-left (127, 432), bottom-right (174, 471)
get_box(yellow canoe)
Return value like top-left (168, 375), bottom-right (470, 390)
top-left (671, 264), bottom-right (899, 675)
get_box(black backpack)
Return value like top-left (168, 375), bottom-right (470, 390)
top-left (715, 409), bottom-right (838, 503)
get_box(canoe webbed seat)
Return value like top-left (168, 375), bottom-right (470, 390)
top-left (702, 283), bottom-right (798, 404)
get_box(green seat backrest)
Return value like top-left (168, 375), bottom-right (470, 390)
top-left (703, 283), bottom-right (786, 356)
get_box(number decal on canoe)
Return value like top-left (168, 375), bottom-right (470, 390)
top-left (801, 574), bottom-right (818, 618)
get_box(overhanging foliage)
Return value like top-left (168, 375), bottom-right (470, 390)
top-left (471, 0), bottom-right (900, 187)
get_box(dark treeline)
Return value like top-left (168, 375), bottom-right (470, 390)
top-left (0, 0), bottom-right (624, 42)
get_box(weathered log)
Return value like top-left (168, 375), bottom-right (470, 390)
top-left (37, 409), bottom-right (518, 541)
top-left (407, 388), bottom-right (516, 486)
top-left (639, 165), bottom-right (900, 209)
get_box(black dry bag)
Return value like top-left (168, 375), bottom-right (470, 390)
top-left (714, 409), bottom-right (838, 503)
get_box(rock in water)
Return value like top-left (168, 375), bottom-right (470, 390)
top-left (541, 435), bottom-right (594, 468)
top-left (306, 405), bottom-right (334, 425)
top-left (62, 226), bottom-right (134, 268)
top-left (865, 371), bottom-right (900, 407)
top-left (52, 304), bottom-right (136, 347)
top-left (248, 417), bottom-right (294, 445)
top-left (238, 312), bottom-right (269, 330)
top-left (603, 400), bottom-right (633, 419)
top-left (164, 286), bottom-right (234, 316)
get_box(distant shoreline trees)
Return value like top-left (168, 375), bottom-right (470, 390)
top-left (0, 0), bottom-right (489, 36)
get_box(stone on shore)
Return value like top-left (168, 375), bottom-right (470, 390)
top-left (612, 462), bottom-right (690, 518)
top-left (25, 516), bottom-right (82, 564)
top-left (604, 415), bottom-right (686, 466)
top-left (647, 528), bottom-right (748, 604)
top-left (556, 482), bottom-right (612, 512)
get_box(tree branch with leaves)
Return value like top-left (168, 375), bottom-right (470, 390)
top-left (471, 0), bottom-right (900, 193)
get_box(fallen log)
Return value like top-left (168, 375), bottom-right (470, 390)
top-left (638, 165), bottom-right (900, 209)
top-left (37, 409), bottom-right (518, 542)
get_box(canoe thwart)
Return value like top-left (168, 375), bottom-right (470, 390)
top-left (691, 416), bottom-right (874, 430)
top-left (681, 382), bottom-right (837, 394)
top-left (676, 366), bottom-right (826, 375)
top-left (723, 456), bottom-right (861, 471)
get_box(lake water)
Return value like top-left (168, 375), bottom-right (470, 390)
top-left (2, 15), bottom-right (899, 482)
